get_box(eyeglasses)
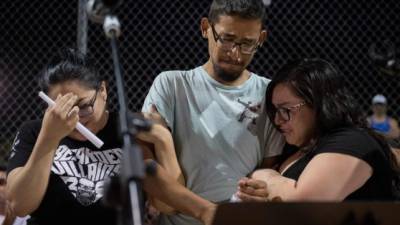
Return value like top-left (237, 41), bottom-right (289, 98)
top-left (274, 102), bottom-right (306, 122)
top-left (77, 89), bottom-right (98, 118)
top-left (210, 24), bottom-right (260, 55)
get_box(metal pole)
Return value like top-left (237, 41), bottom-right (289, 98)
top-left (77, 0), bottom-right (88, 54)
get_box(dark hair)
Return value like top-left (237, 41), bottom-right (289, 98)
top-left (266, 58), bottom-right (366, 138)
top-left (265, 58), bottom-right (400, 195)
top-left (39, 48), bottom-right (102, 93)
top-left (208, 0), bottom-right (266, 24)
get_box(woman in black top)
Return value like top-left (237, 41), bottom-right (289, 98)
top-left (236, 58), bottom-right (400, 201)
top-left (6, 49), bottom-right (214, 225)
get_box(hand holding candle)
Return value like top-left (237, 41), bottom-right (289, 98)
top-left (38, 91), bottom-right (104, 148)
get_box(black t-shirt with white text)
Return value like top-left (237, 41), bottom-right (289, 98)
top-left (8, 113), bottom-right (122, 225)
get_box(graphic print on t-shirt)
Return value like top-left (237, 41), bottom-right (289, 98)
top-left (236, 98), bottom-right (262, 135)
top-left (9, 131), bottom-right (20, 159)
top-left (237, 99), bottom-right (261, 122)
top-left (52, 145), bottom-right (122, 206)
top-left (199, 95), bottom-right (262, 138)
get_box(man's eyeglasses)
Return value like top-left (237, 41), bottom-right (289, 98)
top-left (77, 89), bottom-right (98, 118)
top-left (210, 24), bottom-right (260, 55)
top-left (274, 102), bottom-right (306, 122)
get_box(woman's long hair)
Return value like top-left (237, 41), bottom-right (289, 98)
top-left (265, 58), bottom-right (366, 137)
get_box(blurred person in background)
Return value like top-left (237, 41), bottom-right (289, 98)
top-left (0, 164), bottom-right (7, 223)
top-left (0, 163), bottom-right (29, 225)
top-left (368, 94), bottom-right (400, 165)
top-left (367, 94), bottom-right (400, 140)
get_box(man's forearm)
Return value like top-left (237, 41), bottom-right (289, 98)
top-left (142, 160), bottom-right (215, 222)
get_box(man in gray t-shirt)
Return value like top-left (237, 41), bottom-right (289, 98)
top-left (142, 0), bottom-right (284, 224)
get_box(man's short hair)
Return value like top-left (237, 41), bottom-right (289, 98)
top-left (208, 0), bottom-right (266, 24)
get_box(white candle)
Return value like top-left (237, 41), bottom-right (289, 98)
top-left (38, 91), bottom-right (104, 148)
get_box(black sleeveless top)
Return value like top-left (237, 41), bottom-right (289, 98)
top-left (280, 127), bottom-right (398, 200)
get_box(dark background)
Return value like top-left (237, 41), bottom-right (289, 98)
top-left (1, 0), bottom-right (400, 162)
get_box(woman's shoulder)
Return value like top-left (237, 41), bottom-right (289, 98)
top-left (18, 119), bottom-right (43, 136)
top-left (323, 127), bottom-right (375, 143)
top-left (20, 119), bottom-right (42, 128)
top-left (316, 127), bottom-right (385, 160)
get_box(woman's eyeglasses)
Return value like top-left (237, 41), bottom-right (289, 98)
top-left (77, 89), bottom-right (98, 118)
top-left (274, 102), bottom-right (306, 121)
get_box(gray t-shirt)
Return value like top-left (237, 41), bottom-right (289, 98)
top-left (142, 66), bottom-right (284, 225)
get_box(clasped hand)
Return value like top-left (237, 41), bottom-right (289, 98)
top-left (236, 176), bottom-right (282, 202)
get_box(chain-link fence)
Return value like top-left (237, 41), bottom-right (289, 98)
top-left (1, 0), bottom-right (400, 164)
